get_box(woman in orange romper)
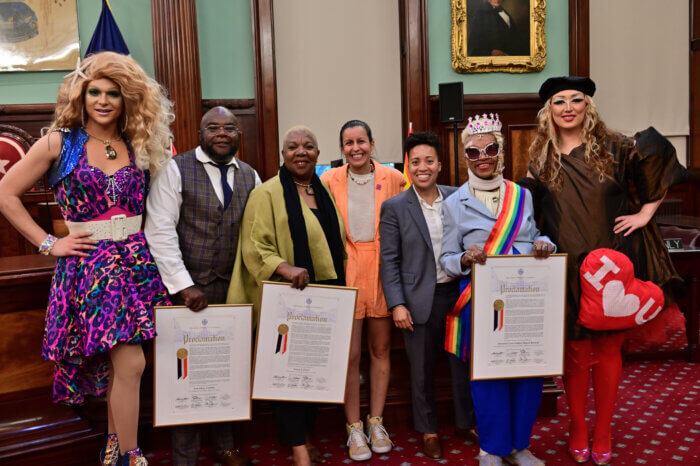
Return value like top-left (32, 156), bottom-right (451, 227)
top-left (321, 120), bottom-right (405, 462)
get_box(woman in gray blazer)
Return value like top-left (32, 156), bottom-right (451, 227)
top-left (440, 113), bottom-right (554, 466)
top-left (379, 131), bottom-right (476, 460)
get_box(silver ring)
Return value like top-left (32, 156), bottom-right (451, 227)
top-left (303, 275), bottom-right (310, 284)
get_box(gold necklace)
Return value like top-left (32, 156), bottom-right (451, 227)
top-left (294, 180), bottom-right (314, 195)
top-left (83, 128), bottom-right (122, 160)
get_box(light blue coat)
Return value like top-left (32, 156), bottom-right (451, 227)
top-left (439, 181), bottom-right (554, 279)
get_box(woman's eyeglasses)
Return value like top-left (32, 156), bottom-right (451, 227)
top-left (465, 142), bottom-right (500, 161)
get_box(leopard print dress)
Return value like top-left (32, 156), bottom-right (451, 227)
top-left (42, 140), bottom-right (169, 404)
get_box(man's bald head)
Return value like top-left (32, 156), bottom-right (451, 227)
top-left (201, 106), bottom-right (238, 131)
top-left (199, 106), bottom-right (240, 164)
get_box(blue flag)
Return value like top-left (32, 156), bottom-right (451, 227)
top-left (85, 0), bottom-right (129, 56)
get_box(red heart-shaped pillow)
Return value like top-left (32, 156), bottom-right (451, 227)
top-left (578, 248), bottom-right (664, 330)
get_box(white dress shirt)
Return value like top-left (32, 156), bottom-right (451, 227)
top-left (144, 147), bottom-right (262, 295)
top-left (498, 9), bottom-right (511, 28)
top-left (414, 186), bottom-right (451, 283)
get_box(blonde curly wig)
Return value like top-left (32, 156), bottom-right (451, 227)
top-left (50, 52), bottom-right (175, 175)
top-left (528, 95), bottom-right (623, 191)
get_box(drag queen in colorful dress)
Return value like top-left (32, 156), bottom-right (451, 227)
top-left (0, 52), bottom-right (174, 466)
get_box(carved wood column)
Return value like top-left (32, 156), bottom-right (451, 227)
top-left (569, 0), bottom-right (590, 76)
top-left (251, 0), bottom-right (279, 180)
top-left (151, 0), bottom-right (202, 152)
top-left (400, 0), bottom-right (430, 134)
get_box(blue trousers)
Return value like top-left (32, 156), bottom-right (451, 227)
top-left (471, 377), bottom-right (543, 456)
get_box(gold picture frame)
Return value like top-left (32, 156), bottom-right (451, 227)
top-left (0, 0), bottom-right (80, 72)
top-left (451, 0), bottom-right (546, 73)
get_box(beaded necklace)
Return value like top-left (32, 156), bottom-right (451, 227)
top-left (347, 161), bottom-right (375, 185)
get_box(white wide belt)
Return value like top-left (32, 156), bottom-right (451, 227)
top-left (65, 214), bottom-right (142, 241)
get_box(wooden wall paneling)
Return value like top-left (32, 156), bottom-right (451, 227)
top-left (691, 0), bottom-right (700, 168)
top-left (151, 0), bottom-right (203, 153)
top-left (0, 216), bottom-right (26, 258)
top-left (0, 196), bottom-right (54, 258)
top-left (509, 124), bottom-right (538, 181)
top-left (658, 168), bottom-right (700, 220)
top-left (0, 255), bottom-right (55, 396)
top-left (399, 0), bottom-right (430, 133)
top-left (0, 104), bottom-right (55, 139)
top-left (202, 99), bottom-right (259, 172)
top-left (251, 0), bottom-right (280, 180)
top-left (0, 310), bottom-right (53, 394)
top-left (568, 0), bottom-right (590, 76)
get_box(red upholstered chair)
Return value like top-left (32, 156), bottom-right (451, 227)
top-left (0, 124), bottom-right (34, 183)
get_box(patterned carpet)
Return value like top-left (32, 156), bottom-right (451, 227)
top-left (146, 358), bottom-right (699, 465)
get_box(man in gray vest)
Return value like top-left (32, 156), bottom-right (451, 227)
top-left (145, 106), bottom-right (260, 466)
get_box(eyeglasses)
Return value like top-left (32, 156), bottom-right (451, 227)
top-left (205, 125), bottom-right (238, 134)
top-left (465, 142), bottom-right (500, 161)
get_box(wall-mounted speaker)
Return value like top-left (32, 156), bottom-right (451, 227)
top-left (438, 82), bottom-right (464, 124)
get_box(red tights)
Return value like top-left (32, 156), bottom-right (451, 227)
top-left (563, 333), bottom-right (625, 453)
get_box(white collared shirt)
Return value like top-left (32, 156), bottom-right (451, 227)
top-left (144, 147), bottom-right (262, 295)
top-left (498, 9), bottom-right (511, 27)
top-left (413, 186), bottom-right (451, 283)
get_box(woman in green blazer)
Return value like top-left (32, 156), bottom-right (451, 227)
top-left (227, 126), bottom-right (346, 466)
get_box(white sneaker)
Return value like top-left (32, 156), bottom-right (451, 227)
top-left (346, 422), bottom-right (372, 461)
top-left (504, 448), bottom-right (545, 465)
top-left (477, 453), bottom-right (504, 465)
top-left (366, 415), bottom-right (393, 454)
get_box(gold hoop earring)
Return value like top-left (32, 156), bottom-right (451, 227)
top-left (81, 109), bottom-right (86, 127)
top-left (121, 114), bottom-right (128, 133)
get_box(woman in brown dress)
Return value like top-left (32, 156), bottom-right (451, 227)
top-left (525, 76), bottom-right (688, 465)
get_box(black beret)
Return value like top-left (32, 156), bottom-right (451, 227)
top-left (538, 76), bottom-right (596, 102)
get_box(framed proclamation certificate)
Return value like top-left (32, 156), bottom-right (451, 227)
top-left (153, 305), bottom-right (253, 427)
top-left (471, 254), bottom-right (567, 380)
top-left (252, 282), bottom-right (358, 403)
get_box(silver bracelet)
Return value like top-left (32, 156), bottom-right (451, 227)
top-left (38, 234), bottom-right (59, 255)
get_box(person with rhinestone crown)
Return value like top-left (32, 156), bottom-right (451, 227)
top-left (439, 112), bottom-right (555, 466)
top-left (0, 52), bottom-right (173, 466)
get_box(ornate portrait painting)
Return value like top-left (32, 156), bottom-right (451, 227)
top-left (451, 0), bottom-right (546, 73)
top-left (0, 0), bottom-right (79, 71)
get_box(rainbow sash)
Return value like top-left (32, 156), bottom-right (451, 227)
top-left (444, 180), bottom-right (527, 362)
